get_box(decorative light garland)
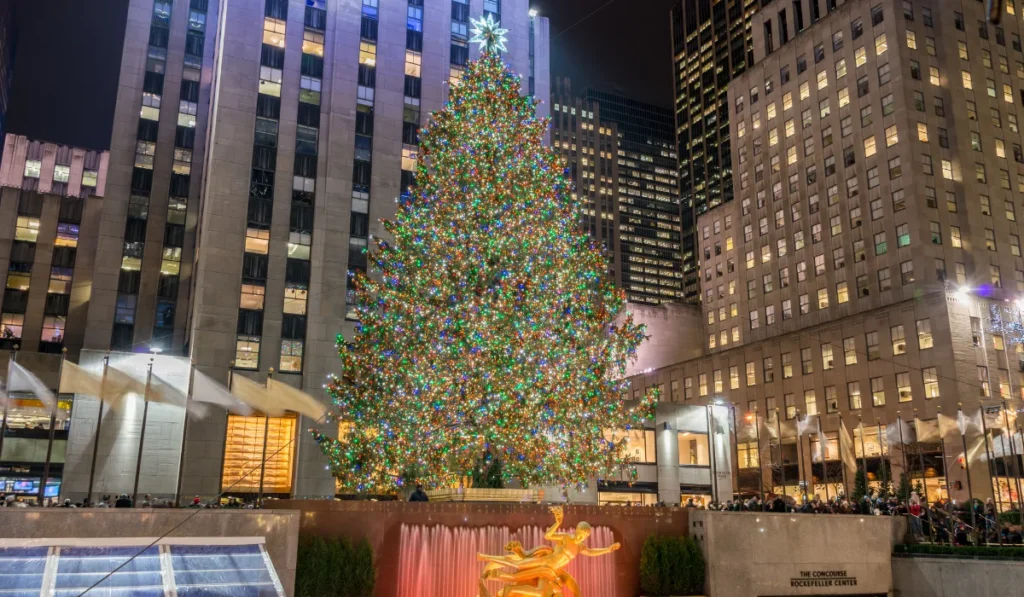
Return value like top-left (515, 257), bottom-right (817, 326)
top-left (310, 46), bottom-right (656, 495)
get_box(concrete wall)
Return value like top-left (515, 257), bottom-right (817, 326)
top-left (892, 556), bottom-right (1024, 597)
top-left (0, 508), bottom-right (300, 596)
top-left (624, 301), bottom-right (705, 378)
top-left (690, 511), bottom-right (904, 597)
top-left (271, 500), bottom-right (689, 597)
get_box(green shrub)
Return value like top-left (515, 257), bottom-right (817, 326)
top-left (296, 536), bottom-right (376, 597)
top-left (639, 535), bottom-right (705, 595)
top-left (895, 543), bottom-right (1024, 560)
top-left (999, 511), bottom-right (1022, 526)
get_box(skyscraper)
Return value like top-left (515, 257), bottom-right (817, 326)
top-left (0, 0), bottom-right (548, 501)
top-left (552, 80), bottom-right (682, 304)
top-left (671, 0), bottom-right (757, 301)
top-left (0, 0), bottom-right (15, 145)
top-left (632, 0), bottom-right (1024, 508)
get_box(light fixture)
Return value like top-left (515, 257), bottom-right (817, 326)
top-left (529, 8), bottom-right (538, 17)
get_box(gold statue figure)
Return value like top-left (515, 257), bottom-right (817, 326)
top-left (476, 506), bottom-right (620, 597)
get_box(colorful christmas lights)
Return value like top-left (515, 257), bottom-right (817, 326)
top-left (311, 48), bottom-right (655, 494)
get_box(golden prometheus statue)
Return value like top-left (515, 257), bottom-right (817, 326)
top-left (476, 506), bottom-right (620, 597)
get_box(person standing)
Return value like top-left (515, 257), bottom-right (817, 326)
top-left (409, 484), bottom-right (429, 502)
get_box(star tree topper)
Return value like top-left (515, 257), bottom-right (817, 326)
top-left (470, 14), bottom-right (509, 54)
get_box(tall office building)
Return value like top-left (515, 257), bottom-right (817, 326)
top-left (0, 1), bottom-right (15, 144)
top-left (629, 0), bottom-right (1024, 508)
top-left (552, 80), bottom-right (683, 304)
top-left (0, 0), bottom-right (548, 500)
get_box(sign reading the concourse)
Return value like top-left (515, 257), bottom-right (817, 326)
top-left (790, 570), bottom-right (859, 588)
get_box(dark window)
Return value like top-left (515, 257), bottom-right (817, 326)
top-left (979, 21), bottom-right (989, 40)
top-left (780, 65), bottom-right (790, 84)
top-left (44, 294), bottom-right (70, 316)
top-left (137, 119), bottom-right (159, 142)
top-left (353, 160), bottom-right (372, 186)
top-left (175, 126), bottom-right (195, 149)
top-left (185, 31), bottom-right (204, 56)
top-left (236, 310), bottom-right (264, 335)
top-left (252, 146), bottom-right (277, 171)
top-left (301, 54), bottom-right (323, 78)
top-left (281, 314), bottom-right (306, 339)
top-left (450, 43), bottom-right (469, 66)
top-left (158, 274), bottom-right (179, 300)
top-left (851, 18), bottom-right (863, 39)
top-left (164, 223), bottom-right (185, 247)
top-left (169, 174), bottom-right (190, 197)
top-left (265, 0), bottom-right (287, 20)
top-left (149, 26), bottom-right (169, 49)
top-left (111, 324), bottom-right (134, 351)
top-left (360, 16), bottom-right (378, 40)
top-left (59, 198), bottom-right (83, 223)
top-left (118, 270), bottom-right (141, 294)
top-left (814, 43), bottom-right (825, 63)
top-left (871, 4), bottom-right (884, 26)
top-left (358, 64), bottom-right (376, 87)
top-left (155, 301), bottom-right (175, 328)
top-left (404, 75), bottom-right (421, 98)
top-left (143, 71), bottom-right (164, 95)
top-left (261, 44), bottom-right (285, 69)
top-left (256, 94), bottom-right (281, 119)
top-left (241, 253), bottom-right (268, 281)
top-left (350, 212), bottom-right (369, 237)
top-left (248, 197), bottom-right (273, 227)
top-left (452, 2), bottom-right (470, 21)
top-left (249, 168), bottom-right (274, 199)
top-left (355, 108), bottom-right (374, 136)
top-left (285, 259), bottom-right (310, 285)
top-left (294, 154), bottom-right (317, 178)
top-left (297, 103), bottom-right (320, 128)
top-left (794, 0), bottom-right (804, 31)
top-left (406, 29), bottom-right (423, 51)
top-left (402, 121), bottom-right (419, 145)
top-left (797, 54), bottom-right (807, 74)
top-left (305, 6), bottom-right (326, 30)
top-left (51, 247), bottom-right (76, 269)
top-left (131, 168), bottom-right (153, 193)
top-left (290, 203), bottom-right (313, 233)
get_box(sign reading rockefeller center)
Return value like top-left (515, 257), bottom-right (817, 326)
top-left (789, 570), bottom-right (859, 588)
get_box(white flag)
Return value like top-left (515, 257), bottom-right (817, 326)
top-left (6, 360), bottom-right (55, 410)
top-left (230, 374), bottom-right (285, 416)
top-left (191, 370), bottom-right (254, 416)
top-left (267, 378), bottom-right (328, 421)
top-left (58, 361), bottom-right (104, 397)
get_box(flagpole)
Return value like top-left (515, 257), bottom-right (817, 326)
top-left (1001, 405), bottom-right (1022, 513)
top-left (730, 403), bottom-right (739, 502)
top-left (839, 414), bottom-right (849, 498)
top-left (173, 361), bottom-right (195, 507)
top-left (795, 410), bottom-right (807, 503)
top-left (897, 411), bottom-right (910, 497)
top-left (776, 408), bottom-right (786, 502)
top-left (817, 416), bottom-right (830, 501)
top-left (913, 410), bottom-right (929, 508)
top-left (706, 404), bottom-right (718, 504)
top-left (132, 358), bottom-right (154, 506)
top-left (0, 344), bottom-right (18, 464)
top-left (958, 404), bottom-right (978, 540)
top-left (979, 404), bottom-right (1002, 513)
top-left (858, 416), bottom-right (867, 480)
top-left (754, 409), bottom-right (764, 502)
top-left (877, 419), bottom-right (885, 495)
top-left (257, 368), bottom-right (274, 508)
top-left (86, 353), bottom-right (110, 506)
top-left (37, 348), bottom-right (67, 505)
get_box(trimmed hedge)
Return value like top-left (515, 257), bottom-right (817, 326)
top-left (895, 543), bottom-right (1024, 559)
top-left (295, 536), bottom-right (375, 597)
top-left (639, 535), bottom-right (705, 596)
top-left (999, 511), bottom-right (1022, 526)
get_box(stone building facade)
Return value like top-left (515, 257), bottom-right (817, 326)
top-left (632, 0), bottom-right (1024, 508)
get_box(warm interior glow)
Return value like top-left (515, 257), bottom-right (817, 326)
top-left (221, 414), bottom-right (296, 494)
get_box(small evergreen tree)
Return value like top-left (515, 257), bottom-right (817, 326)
top-left (852, 469), bottom-right (868, 501)
top-left (897, 472), bottom-right (913, 501)
top-left (878, 460), bottom-right (892, 498)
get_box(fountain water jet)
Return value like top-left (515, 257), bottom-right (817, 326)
top-left (397, 523), bottom-right (617, 597)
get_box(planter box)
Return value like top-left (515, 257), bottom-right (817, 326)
top-left (424, 488), bottom-right (544, 503)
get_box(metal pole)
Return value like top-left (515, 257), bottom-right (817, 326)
top-left (776, 409), bottom-right (786, 502)
top-left (257, 368), bottom-right (273, 508)
top-left (1001, 405), bottom-right (1022, 513)
top-left (173, 362), bottom-right (196, 507)
top-left (979, 404), bottom-right (1002, 513)
top-left (878, 420), bottom-right (886, 496)
top-left (795, 411), bottom-right (807, 504)
top-left (858, 416), bottom-right (867, 476)
top-left (817, 416), bottom-right (830, 501)
top-left (838, 415), bottom-right (849, 499)
top-left (38, 349), bottom-right (67, 505)
top-left (706, 404), bottom-right (718, 504)
top-left (0, 345), bottom-right (18, 467)
top-left (959, 405), bottom-right (978, 542)
top-left (913, 411), bottom-right (929, 508)
top-left (730, 403), bottom-right (739, 502)
top-left (132, 359), bottom-right (153, 506)
top-left (85, 353), bottom-right (110, 506)
top-left (897, 411), bottom-right (910, 497)
top-left (754, 410), bottom-right (764, 502)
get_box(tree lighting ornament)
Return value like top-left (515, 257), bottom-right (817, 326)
top-left (310, 46), bottom-right (656, 495)
top-left (989, 302), bottom-right (1024, 347)
top-left (470, 14), bottom-right (509, 54)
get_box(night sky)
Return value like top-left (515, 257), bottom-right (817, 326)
top-left (5, 0), bottom-right (675, 150)
top-left (533, 0), bottom-right (676, 107)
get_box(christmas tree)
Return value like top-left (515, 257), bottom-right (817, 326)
top-left (312, 17), bottom-right (655, 494)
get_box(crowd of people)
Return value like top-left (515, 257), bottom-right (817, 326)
top-left (0, 492), bottom-right (264, 509)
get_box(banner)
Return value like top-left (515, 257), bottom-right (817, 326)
top-left (6, 360), bottom-right (55, 410)
top-left (58, 361), bottom-right (104, 397)
top-left (839, 418), bottom-right (858, 474)
top-left (914, 417), bottom-right (940, 443)
top-left (191, 371), bottom-right (254, 416)
top-left (230, 374), bottom-right (286, 416)
top-left (266, 378), bottom-right (328, 421)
